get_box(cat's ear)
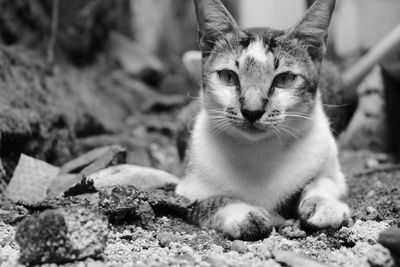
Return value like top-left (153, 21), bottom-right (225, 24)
top-left (194, 0), bottom-right (239, 53)
top-left (288, 0), bottom-right (336, 60)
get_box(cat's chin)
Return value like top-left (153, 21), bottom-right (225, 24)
top-left (229, 123), bottom-right (275, 141)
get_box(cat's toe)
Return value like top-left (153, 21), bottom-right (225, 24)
top-left (239, 209), bottom-right (274, 241)
top-left (299, 196), bottom-right (350, 231)
top-left (210, 204), bottom-right (273, 241)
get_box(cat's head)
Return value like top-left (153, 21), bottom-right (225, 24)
top-left (195, 0), bottom-right (335, 140)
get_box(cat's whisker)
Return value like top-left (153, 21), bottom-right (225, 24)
top-left (285, 114), bottom-right (313, 120)
top-left (277, 125), bottom-right (301, 141)
top-left (322, 103), bottom-right (351, 108)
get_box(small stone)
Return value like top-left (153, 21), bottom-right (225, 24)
top-left (119, 230), bottom-right (133, 241)
top-left (273, 250), bottom-right (329, 267)
top-left (367, 244), bottom-right (395, 267)
top-left (367, 190), bottom-right (375, 197)
top-left (230, 240), bottom-right (248, 253)
top-left (374, 180), bottom-right (384, 188)
top-left (280, 221), bottom-right (307, 239)
top-left (378, 226), bottom-right (400, 256)
top-left (262, 259), bottom-right (281, 267)
top-left (365, 206), bottom-right (379, 220)
top-left (15, 207), bottom-right (108, 265)
top-left (208, 253), bottom-right (228, 267)
top-left (366, 158), bottom-right (379, 169)
top-left (86, 261), bottom-right (106, 267)
top-left (158, 231), bottom-right (176, 247)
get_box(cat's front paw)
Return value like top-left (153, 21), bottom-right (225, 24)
top-left (298, 196), bottom-right (351, 231)
top-left (210, 203), bottom-right (273, 241)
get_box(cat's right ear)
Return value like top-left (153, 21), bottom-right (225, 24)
top-left (194, 0), bottom-right (239, 53)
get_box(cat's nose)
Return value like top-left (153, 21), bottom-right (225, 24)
top-left (241, 109), bottom-right (265, 123)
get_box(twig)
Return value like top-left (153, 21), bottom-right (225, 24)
top-left (46, 0), bottom-right (60, 72)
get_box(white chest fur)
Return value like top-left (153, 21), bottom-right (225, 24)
top-left (176, 101), bottom-right (341, 211)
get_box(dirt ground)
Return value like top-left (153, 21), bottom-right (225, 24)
top-left (0, 149), bottom-right (399, 267)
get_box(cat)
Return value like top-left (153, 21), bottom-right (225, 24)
top-left (176, 0), bottom-right (350, 241)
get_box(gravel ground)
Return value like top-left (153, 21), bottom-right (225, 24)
top-left (1, 150), bottom-right (399, 267)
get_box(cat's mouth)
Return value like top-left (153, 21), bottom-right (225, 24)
top-left (230, 119), bottom-right (281, 134)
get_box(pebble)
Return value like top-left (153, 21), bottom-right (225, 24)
top-left (378, 226), bottom-right (400, 256)
top-left (230, 240), bottom-right (248, 253)
top-left (367, 244), bottom-right (395, 267)
top-left (157, 231), bottom-right (175, 247)
top-left (119, 230), bottom-right (133, 241)
top-left (208, 253), bottom-right (229, 267)
top-left (262, 259), bottom-right (282, 267)
top-left (280, 221), bottom-right (307, 239)
top-left (365, 206), bottom-right (379, 220)
top-left (15, 207), bottom-right (108, 266)
top-left (366, 158), bottom-right (379, 169)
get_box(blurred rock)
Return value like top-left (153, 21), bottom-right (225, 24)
top-left (0, 205), bottom-right (29, 225)
top-left (83, 164), bottom-right (179, 190)
top-left (6, 154), bottom-right (59, 202)
top-left (98, 186), bottom-right (154, 224)
top-left (339, 66), bottom-right (387, 151)
top-left (60, 146), bottom-right (123, 174)
top-left (157, 231), bottom-right (176, 247)
top-left (273, 250), bottom-right (330, 267)
top-left (109, 32), bottom-right (164, 84)
top-left (367, 244), bottom-right (395, 267)
top-left (77, 135), bottom-right (151, 167)
top-left (365, 206), bottom-right (380, 220)
top-left (15, 207), bottom-right (108, 265)
top-left (379, 226), bottom-right (400, 256)
top-left (230, 240), bottom-right (248, 253)
top-left (279, 220), bottom-right (307, 239)
top-left (53, 146), bottom-right (126, 197)
top-left (21, 185), bottom-right (190, 225)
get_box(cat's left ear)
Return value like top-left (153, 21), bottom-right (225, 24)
top-left (194, 0), bottom-right (239, 54)
top-left (288, 0), bottom-right (336, 61)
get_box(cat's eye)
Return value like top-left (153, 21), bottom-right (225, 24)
top-left (273, 72), bottom-right (297, 88)
top-left (218, 70), bottom-right (239, 87)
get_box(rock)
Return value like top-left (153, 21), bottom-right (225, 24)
top-left (98, 186), bottom-right (155, 224)
top-left (158, 231), bottom-right (176, 247)
top-left (86, 260), bottom-right (106, 267)
top-left (230, 240), bottom-right (248, 253)
top-left (0, 205), bottom-right (29, 225)
top-left (350, 220), bottom-right (390, 244)
top-left (272, 250), bottom-right (330, 267)
top-left (58, 146), bottom-right (127, 197)
top-left (279, 221), bottom-right (307, 239)
top-left (15, 207), bottom-right (108, 265)
top-left (366, 158), bottom-right (380, 169)
top-left (262, 259), bottom-right (282, 267)
top-left (109, 32), bottom-right (164, 79)
top-left (208, 253), bottom-right (229, 267)
top-left (83, 164), bottom-right (179, 190)
top-left (118, 229), bottom-right (133, 241)
top-left (146, 188), bottom-right (191, 218)
top-left (367, 244), bottom-right (395, 267)
top-left (59, 146), bottom-right (123, 174)
top-left (6, 154), bottom-right (59, 202)
top-left (20, 185), bottom-right (191, 225)
top-left (365, 206), bottom-right (380, 220)
top-left (378, 226), bottom-right (400, 256)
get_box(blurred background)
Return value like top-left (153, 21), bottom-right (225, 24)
top-left (0, 0), bottom-right (399, 188)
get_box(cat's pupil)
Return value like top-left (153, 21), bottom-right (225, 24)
top-left (273, 72), bottom-right (296, 88)
top-left (218, 70), bottom-right (239, 87)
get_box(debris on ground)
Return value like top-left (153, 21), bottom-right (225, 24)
top-left (6, 155), bottom-right (59, 202)
top-left (15, 207), bottom-right (108, 265)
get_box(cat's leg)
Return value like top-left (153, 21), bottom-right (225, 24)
top-left (298, 174), bottom-right (351, 230)
top-left (187, 197), bottom-right (274, 241)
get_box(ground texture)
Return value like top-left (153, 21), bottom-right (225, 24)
top-left (0, 150), bottom-right (399, 267)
